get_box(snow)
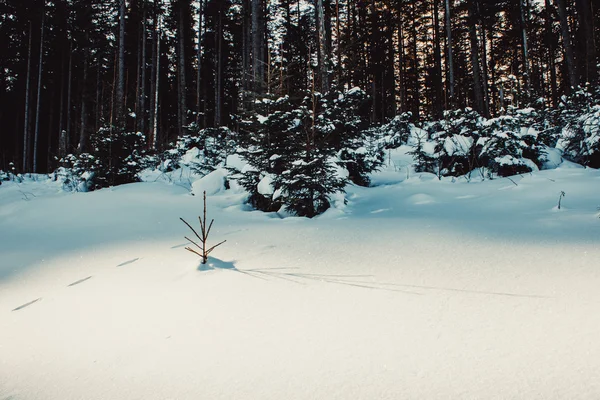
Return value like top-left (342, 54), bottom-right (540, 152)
top-left (1, 163), bottom-right (600, 399)
top-left (257, 174), bottom-right (275, 195)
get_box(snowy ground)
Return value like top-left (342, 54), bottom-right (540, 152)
top-left (1, 156), bottom-right (600, 400)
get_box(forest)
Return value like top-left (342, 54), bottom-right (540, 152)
top-left (1, 0), bottom-right (599, 216)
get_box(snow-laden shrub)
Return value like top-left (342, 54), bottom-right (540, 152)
top-left (415, 108), bottom-right (483, 178)
top-left (375, 112), bottom-right (414, 149)
top-left (407, 126), bottom-right (436, 174)
top-left (56, 153), bottom-right (97, 191)
top-left (479, 111), bottom-right (539, 177)
top-left (232, 91), bottom-right (350, 217)
top-left (57, 127), bottom-right (147, 191)
top-left (0, 163), bottom-right (21, 184)
top-left (323, 88), bottom-right (383, 186)
top-left (557, 88), bottom-right (600, 168)
top-left (159, 126), bottom-right (234, 176)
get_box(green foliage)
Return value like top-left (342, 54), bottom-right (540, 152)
top-left (231, 89), bottom-right (375, 217)
top-left (557, 88), bottom-right (600, 168)
top-left (57, 127), bottom-right (147, 191)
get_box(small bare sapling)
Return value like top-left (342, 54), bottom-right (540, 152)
top-left (180, 191), bottom-right (226, 264)
top-left (557, 191), bottom-right (566, 210)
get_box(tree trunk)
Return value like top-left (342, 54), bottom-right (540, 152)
top-left (575, 0), bottom-right (597, 83)
top-left (140, 8), bottom-right (147, 135)
top-left (479, 17), bottom-right (491, 115)
top-left (177, 0), bottom-right (188, 135)
top-left (215, 4), bottom-right (223, 127)
top-left (33, 11), bottom-right (45, 173)
top-left (251, 0), bottom-right (265, 95)
top-left (116, 0), bottom-right (126, 131)
top-left (467, 0), bottom-right (486, 116)
top-left (23, 22), bottom-right (33, 171)
top-left (519, 0), bottom-right (531, 99)
top-left (66, 39), bottom-right (73, 155)
top-left (555, 0), bottom-right (578, 89)
top-left (58, 46), bottom-right (66, 158)
top-left (152, 15), bottom-right (161, 150)
top-left (545, 0), bottom-right (558, 106)
top-left (444, 0), bottom-right (455, 108)
top-left (196, 0), bottom-right (203, 125)
top-left (433, 0), bottom-right (444, 118)
top-left (316, 0), bottom-right (330, 92)
top-left (79, 43), bottom-right (89, 153)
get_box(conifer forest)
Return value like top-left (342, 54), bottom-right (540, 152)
top-left (1, 0), bottom-right (600, 216)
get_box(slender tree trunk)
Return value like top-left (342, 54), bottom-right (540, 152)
top-left (316, 0), bottom-right (330, 92)
top-left (545, 0), bottom-right (558, 106)
top-left (480, 19), bottom-right (491, 115)
top-left (519, 0), bottom-right (531, 99)
top-left (467, 0), bottom-right (486, 116)
top-left (215, 4), bottom-right (223, 127)
top-left (96, 58), bottom-right (101, 131)
top-left (411, 7), bottom-right (419, 120)
top-left (398, 17), bottom-right (406, 113)
top-left (177, 0), bottom-right (188, 135)
top-left (433, 0), bottom-right (444, 118)
top-left (150, 0), bottom-right (158, 148)
top-left (575, 0), bottom-right (597, 83)
top-left (33, 11), bottom-right (45, 173)
top-left (23, 22), bottom-right (33, 171)
top-left (66, 39), bottom-right (73, 155)
top-left (335, 0), bottom-right (341, 87)
top-left (79, 43), bottom-right (89, 153)
top-left (555, 0), bottom-right (578, 89)
top-left (445, 0), bottom-right (455, 108)
top-left (153, 17), bottom-right (161, 150)
top-left (251, 0), bottom-right (265, 96)
top-left (196, 0), bottom-right (203, 126)
top-left (116, 0), bottom-right (126, 131)
top-left (58, 46), bottom-right (66, 158)
top-left (140, 9), bottom-right (147, 135)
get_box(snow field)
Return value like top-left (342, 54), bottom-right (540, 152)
top-left (1, 162), bottom-right (600, 399)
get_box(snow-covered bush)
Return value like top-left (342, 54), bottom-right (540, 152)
top-left (323, 88), bottom-right (383, 186)
top-left (557, 88), bottom-right (600, 168)
top-left (232, 91), bottom-right (349, 217)
top-left (376, 112), bottom-right (414, 149)
top-left (57, 153), bottom-right (97, 192)
top-left (57, 127), bottom-right (147, 191)
top-left (159, 126), bottom-right (234, 176)
top-left (407, 127), bottom-right (436, 174)
top-left (420, 108), bottom-right (483, 178)
top-left (479, 111), bottom-right (539, 177)
top-left (0, 163), bottom-right (21, 184)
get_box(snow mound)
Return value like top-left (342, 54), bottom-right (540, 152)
top-left (191, 168), bottom-right (228, 196)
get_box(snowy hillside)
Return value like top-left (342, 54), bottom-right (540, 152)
top-left (1, 159), bottom-right (600, 400)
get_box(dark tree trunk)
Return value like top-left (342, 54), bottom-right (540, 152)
top-left (215, 4), bottom-right (223, 127)
top-left (556, 0), bottom-right (578, 89)
top-left (116, 0), bottom-right (126, 131)
top-left (519, 0), bottom-right (531, 99)
top-left (33, 12), bottom-right (45, 172)
top-left (177, 0), bottom-right (188, 135)
top-left (140, 8), bottom-right (147, 135)
top-left (78, 44), bottom-right (89, 153)
top-left (23, 22), bottom-right (33, 171)
top-left (575, 0), bottom-right (597, 83)
top-left (433, 0), bottom-right (444, 118)
top-left (444, 0), bottom-right (455, 108)
top-left (316, 0), bottom-right (330, 92)
top-left (545, 0), bottom-right (559, 106)
top-left (467, 0), bottom-right (487, 116)
top-left (196, 0), bottom-right (203, 125)
top-left (251, 0), bottom-right (265, 95)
